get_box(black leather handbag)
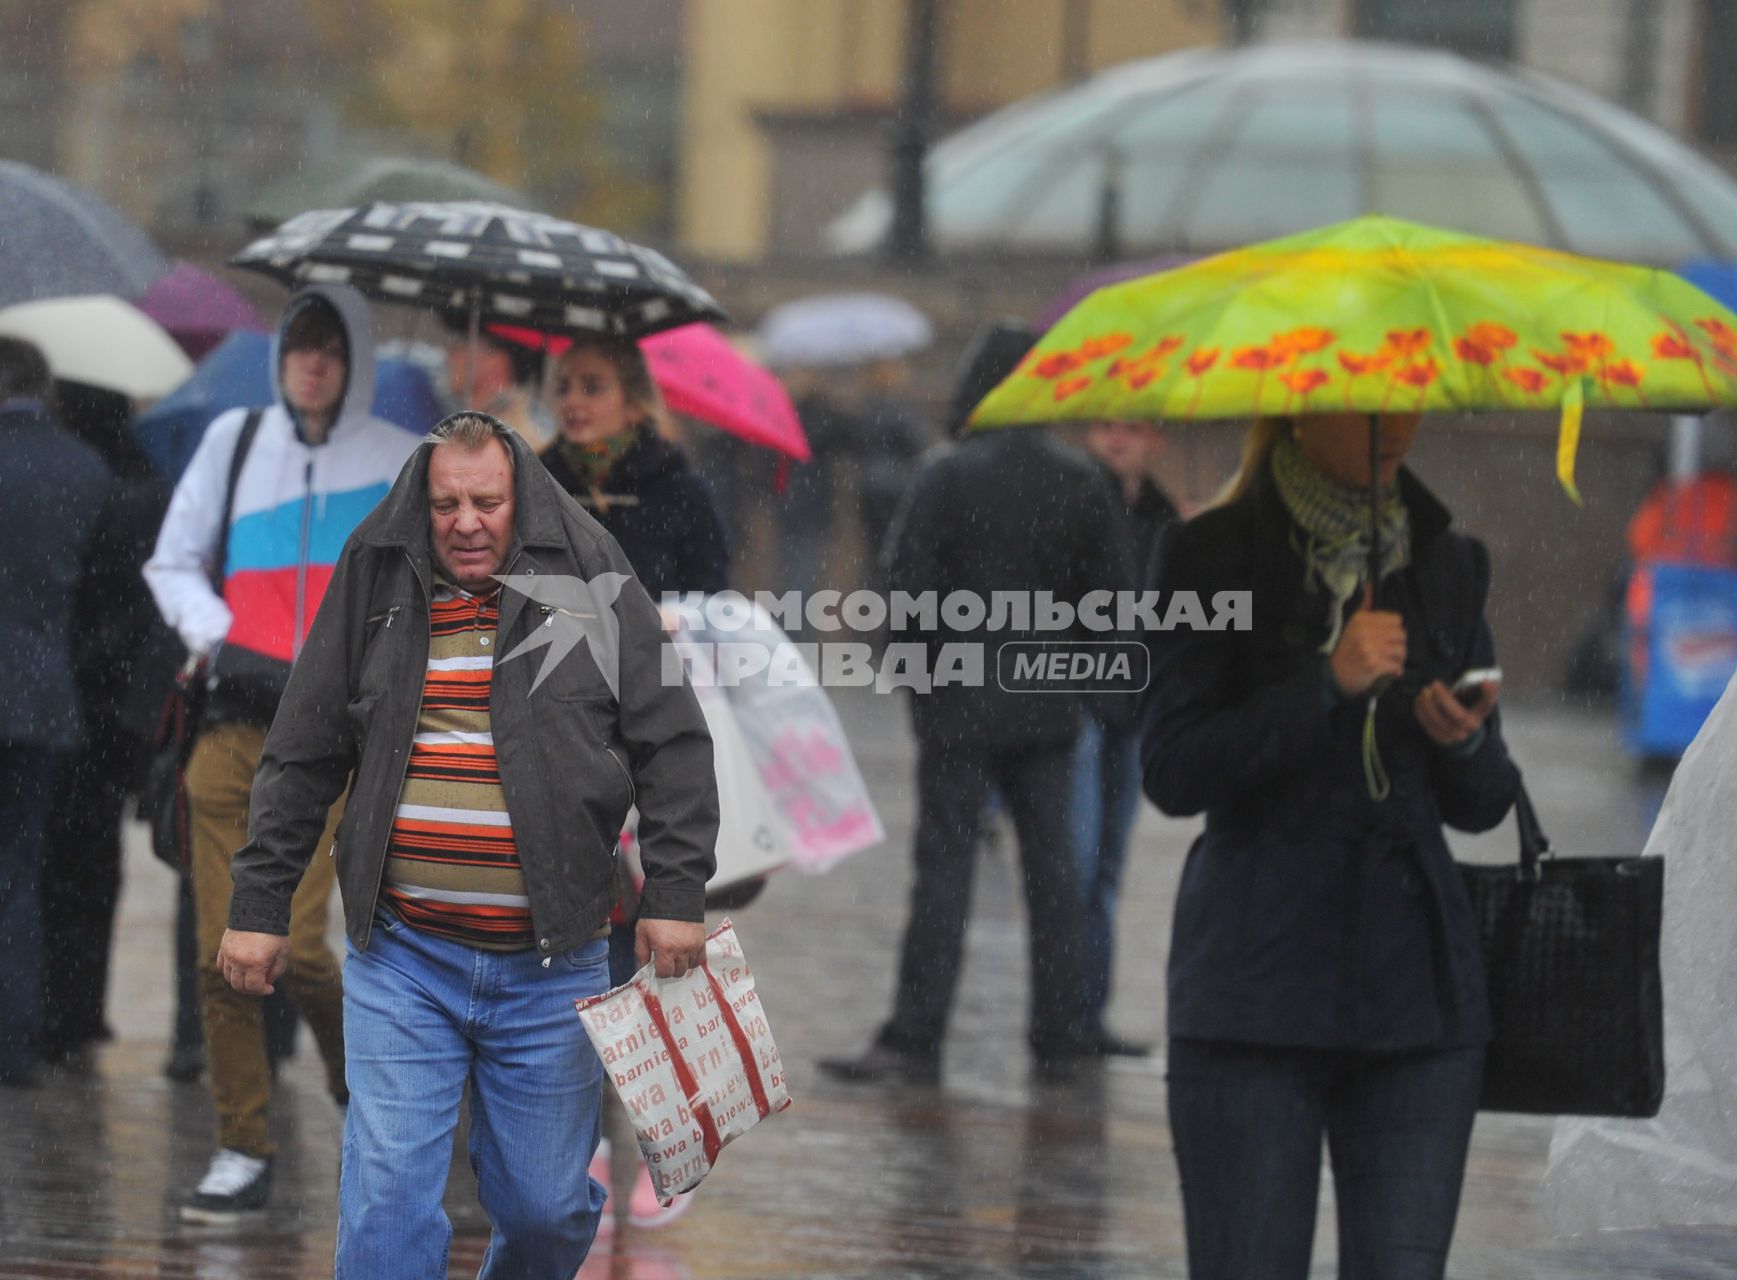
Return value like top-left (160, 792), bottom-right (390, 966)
top-left (139, 409), bottom-right (261, 871)
top-left (1460, 786), bottom-right (1665, 1117)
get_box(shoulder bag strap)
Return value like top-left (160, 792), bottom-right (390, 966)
top-left (210, 408), bottom-right (264, 593)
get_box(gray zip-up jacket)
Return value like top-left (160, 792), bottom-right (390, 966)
top-left (227, 428), bottom-right (718, 958)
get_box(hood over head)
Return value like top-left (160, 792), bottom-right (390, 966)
top-left (270, 282), bottom-right (378, 440)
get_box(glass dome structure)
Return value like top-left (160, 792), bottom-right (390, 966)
top-left (827, 41), bottom-right (1737, 264)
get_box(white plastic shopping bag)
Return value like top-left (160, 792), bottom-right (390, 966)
top-left (574, 920), bottom-right (791, 1204)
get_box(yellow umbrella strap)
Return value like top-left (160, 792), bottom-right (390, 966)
top-left (1556, 377), bottom-right (1587, 506)
top-left (1362, 695), bottom-right (1391, 803)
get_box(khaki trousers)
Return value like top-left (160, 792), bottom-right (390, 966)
top-left (187, 721), bottom-right (347, 1157)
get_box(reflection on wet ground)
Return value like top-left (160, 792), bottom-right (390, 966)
top-left (2, 697), bottom-right (1731, 1277)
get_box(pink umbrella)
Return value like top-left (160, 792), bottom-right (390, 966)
top-left (491, 323), bottom-right (810, 461)
top-left (137, 261), bottom-right (266, 361)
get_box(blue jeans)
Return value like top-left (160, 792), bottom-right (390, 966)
top-left (1167, 1038), bottom-right (1483, 1280)
top-left (0, 746), bottom-right (55, 1079)
top-left (337, 912), bottom-right (611, 1280)
top-left (1070, 716), bottom-right (1143, 1032)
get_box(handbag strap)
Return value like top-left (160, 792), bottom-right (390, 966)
top-left (1514, 782), bottom-right (1551, 880)
top-left (209, 408), bottom-right (264, 593)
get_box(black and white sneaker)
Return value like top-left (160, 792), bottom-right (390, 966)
top-left (180, 1149), bottom-right (273, 1222)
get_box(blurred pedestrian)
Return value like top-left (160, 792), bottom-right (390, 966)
top-left (776, 369), bottom-right (860, 626)
top-left (541, 334), bottom-right (727, 1230)
top-left (1143, 413), bottom-right (1517, 1279)
top-left (215, 413), bottom-right (717, 1278)
top-left (820, 320), bottom-right (1132, 1086)
top-left (1071, 420), bottom-right (1178, 1057)
top-left (38, 382), bottom-right (177, 1068)
top-left (850, 355), bottom-right (933, 580)
top-left (145, 285), bottom-right (417, 1221)
top-left (0, 339), bottom-right (111, 1089)
top-left (442, 313), bottom-right (555, 447)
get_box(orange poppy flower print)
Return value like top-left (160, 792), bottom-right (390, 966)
top-left (1337, 350), bottom-right (1390, 376)
top-left (1032, 351), bottom-right (1086, 380)
top-left (1272, 327), bottom-right (1335, 359)
top-left (1079, 333), bottom-right (1135, 361)
top-left (1382, 329), bottom-right (1432, 360)
top-left (1394, 360), bottom-right (1439, 390)
top-left (1185, 348), bottom-right (1220, 376)
top-left (1279, 369), bottom-right (1330, 396)
top-left (1504, 366), bottom-right (1548, 395)
top-left (1653, 332), bottom-right (1698, 361)
top-left (1561, 332), bottom-right (1616, 362)
top-left (1533, 349), bottom-right (1586, 376)
top-left (1232, 346), bottom-right (1284, 372)
top-left (1053, 375), bottom-right (1093, 402)
top-left (1465, 322), bottom-right (1518, 352)
top-left (1606, 360), bottom-right (1646, 390)
top-left (1454, 337), bottom-right (1496, 366)
top-left (1696, 316), bottom-right (1737, 350)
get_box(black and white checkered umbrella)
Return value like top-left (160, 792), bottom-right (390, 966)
top-left (231, 201), bottom-right (726, 339)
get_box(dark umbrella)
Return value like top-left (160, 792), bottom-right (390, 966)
top-left (137, 262), bottom-right (267, 362)
top-left (231, 201), bottom-right (727, 342)
top-left (0, 160), bottom-right (170, 306)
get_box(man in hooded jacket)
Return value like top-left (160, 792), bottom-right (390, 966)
top-left (145, 284), bottom-right (418, 1221)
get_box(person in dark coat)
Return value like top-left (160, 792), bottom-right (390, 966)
top-left (540, 337), bottom-right (728, 602)
top-left (774, 370), bottom-right (861, 629)
top-left (1143, 413), bottom-right (1518, 1279)
top-left (0, 340), bottom-right (112, 1087)
top-left (38, 382), bottom-right (178, 1065)
top-left (1071, 419), bottom-right (1180, 1058)
top-left (819, 320), bottom-right (1134, 1086)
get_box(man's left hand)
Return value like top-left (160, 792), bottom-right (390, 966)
top-left (635, 917), bottom-right (706, 979)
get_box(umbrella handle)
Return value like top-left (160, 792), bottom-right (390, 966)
top-left (1367, 413), bottom-right (1381, 603)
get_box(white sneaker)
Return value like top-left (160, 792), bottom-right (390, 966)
top-left (180, 1149), bottom-right (273, 1222)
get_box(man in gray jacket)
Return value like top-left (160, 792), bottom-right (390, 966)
top-left (218, 412), bottom-right (717, 1279)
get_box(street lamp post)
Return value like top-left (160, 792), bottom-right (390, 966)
top-left (887, 0), bottom-right (941, 264)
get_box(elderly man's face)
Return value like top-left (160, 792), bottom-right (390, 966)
top-left (428, 439), bottom-right (516, 592)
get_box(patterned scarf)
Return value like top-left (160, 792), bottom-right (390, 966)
top-left (555, 428), bottom-right (640, 510)
top-left (1270, 434), bottom-right (1411, 656)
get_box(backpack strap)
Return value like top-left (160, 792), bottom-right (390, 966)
top-left (209, 408), bottom-right (264, 593)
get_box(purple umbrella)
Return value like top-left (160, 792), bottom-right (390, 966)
top-left (1034, 254), bottom-right (1196, 330)
top-left (137, 261), bottom-right (266, 361)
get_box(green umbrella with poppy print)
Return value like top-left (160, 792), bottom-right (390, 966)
top-left (971, 214), bottom-right (1737, 575)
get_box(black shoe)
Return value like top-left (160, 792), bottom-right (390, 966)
top-left (1085, 1031), bottom-right (1153, 1059)
top-left (817, 1043), bottom-right (941, 1085)
top-left (180, 1150), bottom-right (273, 1223)
top-left (1032, 1053), bottom-right (1079, 1085)
top-left (163, 1044), bottom-right (205, 1084)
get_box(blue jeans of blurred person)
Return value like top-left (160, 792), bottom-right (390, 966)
top-left (1167, 1039), bottom-right (1483, 1280)
top-left (337, 911), bottom-right (610, 1280)
top-left (1071, 715), bottom-right (1144, 1038)
top-left (0, 747), bottom-right (54, 1081)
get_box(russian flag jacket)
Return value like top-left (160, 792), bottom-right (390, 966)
top-left (145, 283), bottom-right (418, 726)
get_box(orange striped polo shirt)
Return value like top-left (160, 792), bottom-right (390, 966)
top-left (381, 580), bottom-right (534, 950)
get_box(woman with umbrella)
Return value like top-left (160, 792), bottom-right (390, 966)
top-left (1142, 408), bottom-right (1517, 1278)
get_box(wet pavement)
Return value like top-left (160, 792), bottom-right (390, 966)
top-left (2, 691), bottom-right (1730, 1278)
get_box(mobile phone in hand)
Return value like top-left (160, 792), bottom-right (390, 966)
top-left (1451, 667), bottom-right (1502, 707)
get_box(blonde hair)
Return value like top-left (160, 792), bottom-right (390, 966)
top-left (1211, 417), bottom-right (1290, 509)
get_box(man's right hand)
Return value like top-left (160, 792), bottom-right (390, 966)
top-left (217, 929), bottom-right (290, 996)
top-left (1328, 585), bottom-right (1407, 698)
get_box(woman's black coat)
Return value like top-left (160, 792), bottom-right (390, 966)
top-left (1140, 461), bottom-right (1520, 1052)
top-left (540, 428), bottom-right (729, 600)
